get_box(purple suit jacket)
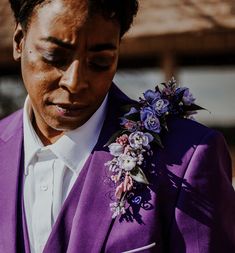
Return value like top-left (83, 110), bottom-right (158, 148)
top-left (0, 84), bottom-right (235, 253)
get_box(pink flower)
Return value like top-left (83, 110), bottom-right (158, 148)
top-left (124, 121), bottom-right (137, 131)
top-left (162, 87), bottom-right (174, 96)
top-left (124, 145), bottom-right (131, 154)
top-left (116, 134), bottom-right (129, 146)
top-left (115, 173), bottom-right (133, 200)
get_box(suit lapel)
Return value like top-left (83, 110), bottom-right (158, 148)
top-left (0, 110), bottom-right (24, 253)
top-left (43, 151), bottom-right (115, 253)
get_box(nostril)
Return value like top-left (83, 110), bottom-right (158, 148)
top-left (59, 60), bottom-right (80, 93)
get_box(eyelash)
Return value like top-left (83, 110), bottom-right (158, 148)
top-left (42, 54), bottom-right (63, 66)
top-left (41, 53), bottom-right (112, 72)
top-left (88, 62), bottom-right (111, 72)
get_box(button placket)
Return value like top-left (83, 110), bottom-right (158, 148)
top-left (33, 157), bottom-right (54, 253)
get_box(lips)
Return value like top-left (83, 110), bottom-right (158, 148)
top-left (49, 102), bottom-right (88, 117)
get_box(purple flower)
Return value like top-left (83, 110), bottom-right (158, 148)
top-left (175, 87), bottom-right (186, 95)
top-left (175, 87), bottom-right (195, 106)
top-left (125, 107), bottom-right (138, 116)
top-left (182, 88), bottom-right (195, 106)
top-left (162, 86), bottom-right (175, 96)
top-left (120, 118), bottom-right (137, 131)
top-left (129, 131), bottom-right (154, 149)
top-left (153, 99), bottom-right (169, 116)
top-left (121, 107), bottom-right (138, 131)
top-left (140, 107), bottom-right (161, 133)
top-left (143, 90), bottom-right (161, 104)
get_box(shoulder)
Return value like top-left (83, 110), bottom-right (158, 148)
top-left (166, 116), bottom-right (217, 144)
top-left (0, 109), bottom-right (23, 128)
top-left (154, 117), bottom-right (231, 180)
top-left (162, 116), bottom-right (225, 155)
top-left (0, 109), bottom-right (23, 142)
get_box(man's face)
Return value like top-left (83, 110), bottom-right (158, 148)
top-left (14, 0), bottom-right (120, 140)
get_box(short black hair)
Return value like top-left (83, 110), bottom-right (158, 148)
top-left (8, 0), bottom-right (139, 37)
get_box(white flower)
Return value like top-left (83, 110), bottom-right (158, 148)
top-left (137, 153), bottom-right (144, 165)
top-left (110, 202), bottom-right (126, 219)
top-left (118, 154), bottom-right (137, 171)
top-left (108, 143), bottom-right (124, 156)
top-left (129, 131), bottom-right (154, 149)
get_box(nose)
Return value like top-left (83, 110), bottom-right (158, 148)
top-left (59, 60), bottom-right (80, 93)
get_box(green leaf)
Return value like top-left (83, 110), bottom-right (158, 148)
top-left (104, 129), bottom-right (125, 147)
top-left (121, 104), bottom-right (140, 113)
top-left (161, 117), bottom-right (169, 132)
top-left (130, 167), bottom-right (149, 185)
top-left (124, 112), bottom-right (140, 121)
top-left (183, 104), bottom-right (206, 111)
top-left (150, 132), bottom-right (164, 148)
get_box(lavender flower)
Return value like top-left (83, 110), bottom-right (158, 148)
top-left (121, 119), bottom-right (137, 132)
top-left (182, 88), bottom-right (195, 106)
top-left (175, 87), bottom-right (195, 106)
top-left (125, 107), bottom-right (138, 116)
top-left (129, 131), bottom-right (154, 149)
top-left (153, 99), bottom-right (169, 116)
top-left (120, 107), bottom-right (138, 131)
top-left (140, 107), bottom-right (161, 133)
top-left (143, 90), bottom-right (161, 104)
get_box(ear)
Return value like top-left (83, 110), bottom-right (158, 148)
top-left (13, 23), bottom-right (25, 61)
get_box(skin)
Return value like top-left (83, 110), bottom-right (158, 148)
top-left (13, 0), bottom-right (120, 145)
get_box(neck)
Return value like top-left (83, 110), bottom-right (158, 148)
top-left (32, 116), bottom-right (63, 146)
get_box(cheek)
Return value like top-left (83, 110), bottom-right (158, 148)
top-left (88, 64), bottom-right (118, 96)
top-left (21, 49), bottom-right (59, 101)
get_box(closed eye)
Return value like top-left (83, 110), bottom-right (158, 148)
top-left (88, 61), bottom-right (111, 71)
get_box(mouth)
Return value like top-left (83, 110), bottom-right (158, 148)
top-left (49, 102), bottom-right (89, 117)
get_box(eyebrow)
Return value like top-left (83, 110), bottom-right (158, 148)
top-left (41, 36), bottom-right (117, 52)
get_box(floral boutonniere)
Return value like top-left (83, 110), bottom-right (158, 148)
top-left (105, 77), bottom-right (204, 218)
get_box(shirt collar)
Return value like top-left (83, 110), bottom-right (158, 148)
top-left (23, 96), bottom-right (44, 174)
top-left (49, 95), bottom-right (107, 173)
top-left (23, 95), bottom-right (108, 174)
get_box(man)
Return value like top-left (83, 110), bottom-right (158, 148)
top-left (0, 0), bottom-right (235, 252)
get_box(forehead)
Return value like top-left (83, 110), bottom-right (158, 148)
top-left (33, 0), bottom-right (88, 32)
top-left (28, 0), bottom-right (120, 45)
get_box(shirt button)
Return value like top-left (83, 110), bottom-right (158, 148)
top-left (28, 164), bottom-right (33, 170)
top-left (40, 184), bottom-right (48, 191)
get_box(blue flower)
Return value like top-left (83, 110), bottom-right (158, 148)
top-left (182, 88), bottom-right (195, 106)
top-left (175, 87), bottom-right (195, 106)
top-left (129, 131), bottom-right (154, 149)
top-left (125, 107), bottom-right (138, 116)
top-left (143, 90), bottom-right (161, 104)
top-left (120, 107), bottom-right (138, 130)
top-left (140, 107), bottom-right (161, 133)
top-left (152, 99), bottom-right (169, 116)
top-left (175, 87), bottom-right (186, 96)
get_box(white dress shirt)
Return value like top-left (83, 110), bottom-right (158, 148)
top-left (23, 96), bottom-right (107, 253)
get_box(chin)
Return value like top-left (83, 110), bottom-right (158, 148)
top-left (50, 118), bottom-right (86, 132)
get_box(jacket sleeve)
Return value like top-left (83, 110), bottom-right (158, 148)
top-left (168, 130), bottom-right (235, 253)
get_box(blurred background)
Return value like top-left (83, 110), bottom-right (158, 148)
top-left (0, 0), bottom-right (235, 186)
